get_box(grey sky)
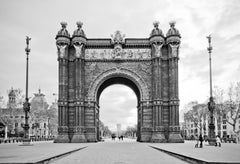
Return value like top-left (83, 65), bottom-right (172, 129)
top-left (0, 0), bottom-right (240, 131)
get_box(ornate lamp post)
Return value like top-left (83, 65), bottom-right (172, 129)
top-left (22, 36), bottom-right (32, 145)
top-left (206, 35), bottom-right (216, 145)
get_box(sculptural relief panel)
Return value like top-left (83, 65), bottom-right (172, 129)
top-left (85, 48), bottom-right (151, 60)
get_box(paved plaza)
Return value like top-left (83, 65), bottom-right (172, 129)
top-left (51, 138), bottom-right (187, 164)
top-left (149, 140), bottom-right (240, 164)
top-left (0, 139), bottom-right (240, 164)
top-left (0, 141), bottom-right (89, 163)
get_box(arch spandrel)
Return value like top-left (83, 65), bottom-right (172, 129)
top-left (87, 68), bottom-right (150, 102)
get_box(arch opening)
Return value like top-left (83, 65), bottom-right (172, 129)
top-left (96, 77), bottom-right (141, 141)
top-left (96, 77), bottom-right (141, 104)
top-left (99, 85), bottom-right (138, 139)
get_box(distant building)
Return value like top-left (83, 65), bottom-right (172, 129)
top-left (0, 88), bottom-right (50, 139)
top-left (117, 123), bottom-right (121, 137)
top-left (29, 89), bottom-right (50, 138)
top-left (182, 107), bottom-right (240, 141)
top-left (0, 88), bottom-right (26, 138)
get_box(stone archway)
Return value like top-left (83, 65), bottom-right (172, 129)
top-left (54, 21), bottom-right (183, 143)
top-left (87, 68), bottom-right (149, 141)
top-left (88, 68), bottom-right (149, 102)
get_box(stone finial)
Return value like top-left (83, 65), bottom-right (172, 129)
top-left (166, 21), bottom-right (180, 37)
top-left (60, 22), bottom-right (67, 29)
top-left (111, 30), bottom-right (125, 44)
top-left (150, 21), bottom-right (163, 37)
top-left (153, 21), bottom-right (160, 28)
top-left (73, 21), bottom-right (86, 37)
top-left (76, 21), bottom-right (83, 28)
top-left (56, 21), bottom-right (70, 38)
top-left (169, 21), bottom-right (176, 28)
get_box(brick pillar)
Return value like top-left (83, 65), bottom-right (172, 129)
top-left (166, 33), bottom-right (183, 143)
top-left (139, 101), bottom-right (152, 142)
top-left (54, 29), bottom-right (71, 143)
top-left (71, 35), bottom-right (87, 142)
top-left (84, 100), bottom-right (98, 142)
top-left (150, 35), bottom-right (166, 142)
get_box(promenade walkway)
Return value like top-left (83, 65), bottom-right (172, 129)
top-left (149, 140), bottom-right (240, 164)
top-left (0, 139), bottom-right (240, 164)
top-left (51, 138), bottom-right (187, 164)
top-left (0, 141), bottom-right (89, 163)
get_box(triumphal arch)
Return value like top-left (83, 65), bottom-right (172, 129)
top-left (54, 21), bottom-right (183, 143)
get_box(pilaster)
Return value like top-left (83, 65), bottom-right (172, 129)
top-left (55, 22), bottom-right (71, 143)
top-left (166, 21), bottom-right (183, 143)
top-left (139, 100), bottom-right (153, 142)
top-left (149, 27), bottom-right (166, 142)
top-left (70, 24), bottom-right (87, 142)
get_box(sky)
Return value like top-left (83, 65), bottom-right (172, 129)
top-left (0, 0), bottom-right (240, 131)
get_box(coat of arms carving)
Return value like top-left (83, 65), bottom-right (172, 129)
top-left (111, 30), bottom-right (125, 44)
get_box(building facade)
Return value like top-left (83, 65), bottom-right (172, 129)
top-left (0, 88), bottom-right (50, 139)
top-left (182, 110), bottom-right (240, 141)
top-left (55, 21), bottom-right (183, 143)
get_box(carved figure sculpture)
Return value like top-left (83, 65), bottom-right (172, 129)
top-left (127, 50), bottom-right (133, 58)
top-left (169, 42), bottom-right (179, 57)
top-left (153, 42), bottom-right (163, 57)
top-left (112, 45), bottom-right (123, 59)
top-left (57, 43), bottom-right (67, 58)
top-left (73, 42), bottom-right (83, 58)
top-left (113, 47), bottom-right (122, 59)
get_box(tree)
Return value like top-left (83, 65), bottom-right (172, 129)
top-left (124, 125), bottom-right (137, 138)
top-left (99, 120), bottom-right (112, 137)
top-left (213, 83), bottom-right (240, 143)
top-left (192, 104), bottom-right (208, 135)
top-left (183, 102), bottom-right (208, 139)
top-left (213, 86), bottom-right (225, 121)
top-left (0, 94), bottom-right (5, 108)
top-left (14, 89), bottom-right (25, 108)
top-left (182, 101), bottom-right (199, 138)
top-left (182, 101), bottom-right (198, 114)
top-left (47, 102), bottom-right (58, 136)
top-left (223, 82), bottom-right (240, 142)
top-left (30, 97), bottom-right (49, 123)
top-left (29, 93), bottom-right (49, 137)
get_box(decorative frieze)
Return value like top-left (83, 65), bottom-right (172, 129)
top-left (85, 48), bottom-right (151, 60)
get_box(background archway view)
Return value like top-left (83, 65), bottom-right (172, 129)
top-left (99, 84), bottom-right (138, 140)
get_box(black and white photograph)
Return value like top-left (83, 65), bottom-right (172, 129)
top-left (0, 0), bottom-right (240, 163)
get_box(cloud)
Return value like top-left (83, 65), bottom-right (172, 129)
top-left (0, 0), bottom-right (240, 124)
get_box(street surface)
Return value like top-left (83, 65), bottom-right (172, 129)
top-left (149, 140), bottom-right (240, 163)
top-left (51, 138), bottom-right (188, 164)
top-left (1, 139), bottom-right (240, 164)
top-left (0, 141), bottom-right (89, 163)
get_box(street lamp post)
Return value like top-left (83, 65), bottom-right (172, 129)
top-left (22, 36), bottom-right (32, 145)
top-left (206, 35), bottom-right (216, 145)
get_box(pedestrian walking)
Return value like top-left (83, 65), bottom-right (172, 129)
top-left (199, 134), bottom-right (203, 148)
top-left (195, 135), bottom-right (199, 148)
top-left (216, 135), bottom-right (221, 147)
